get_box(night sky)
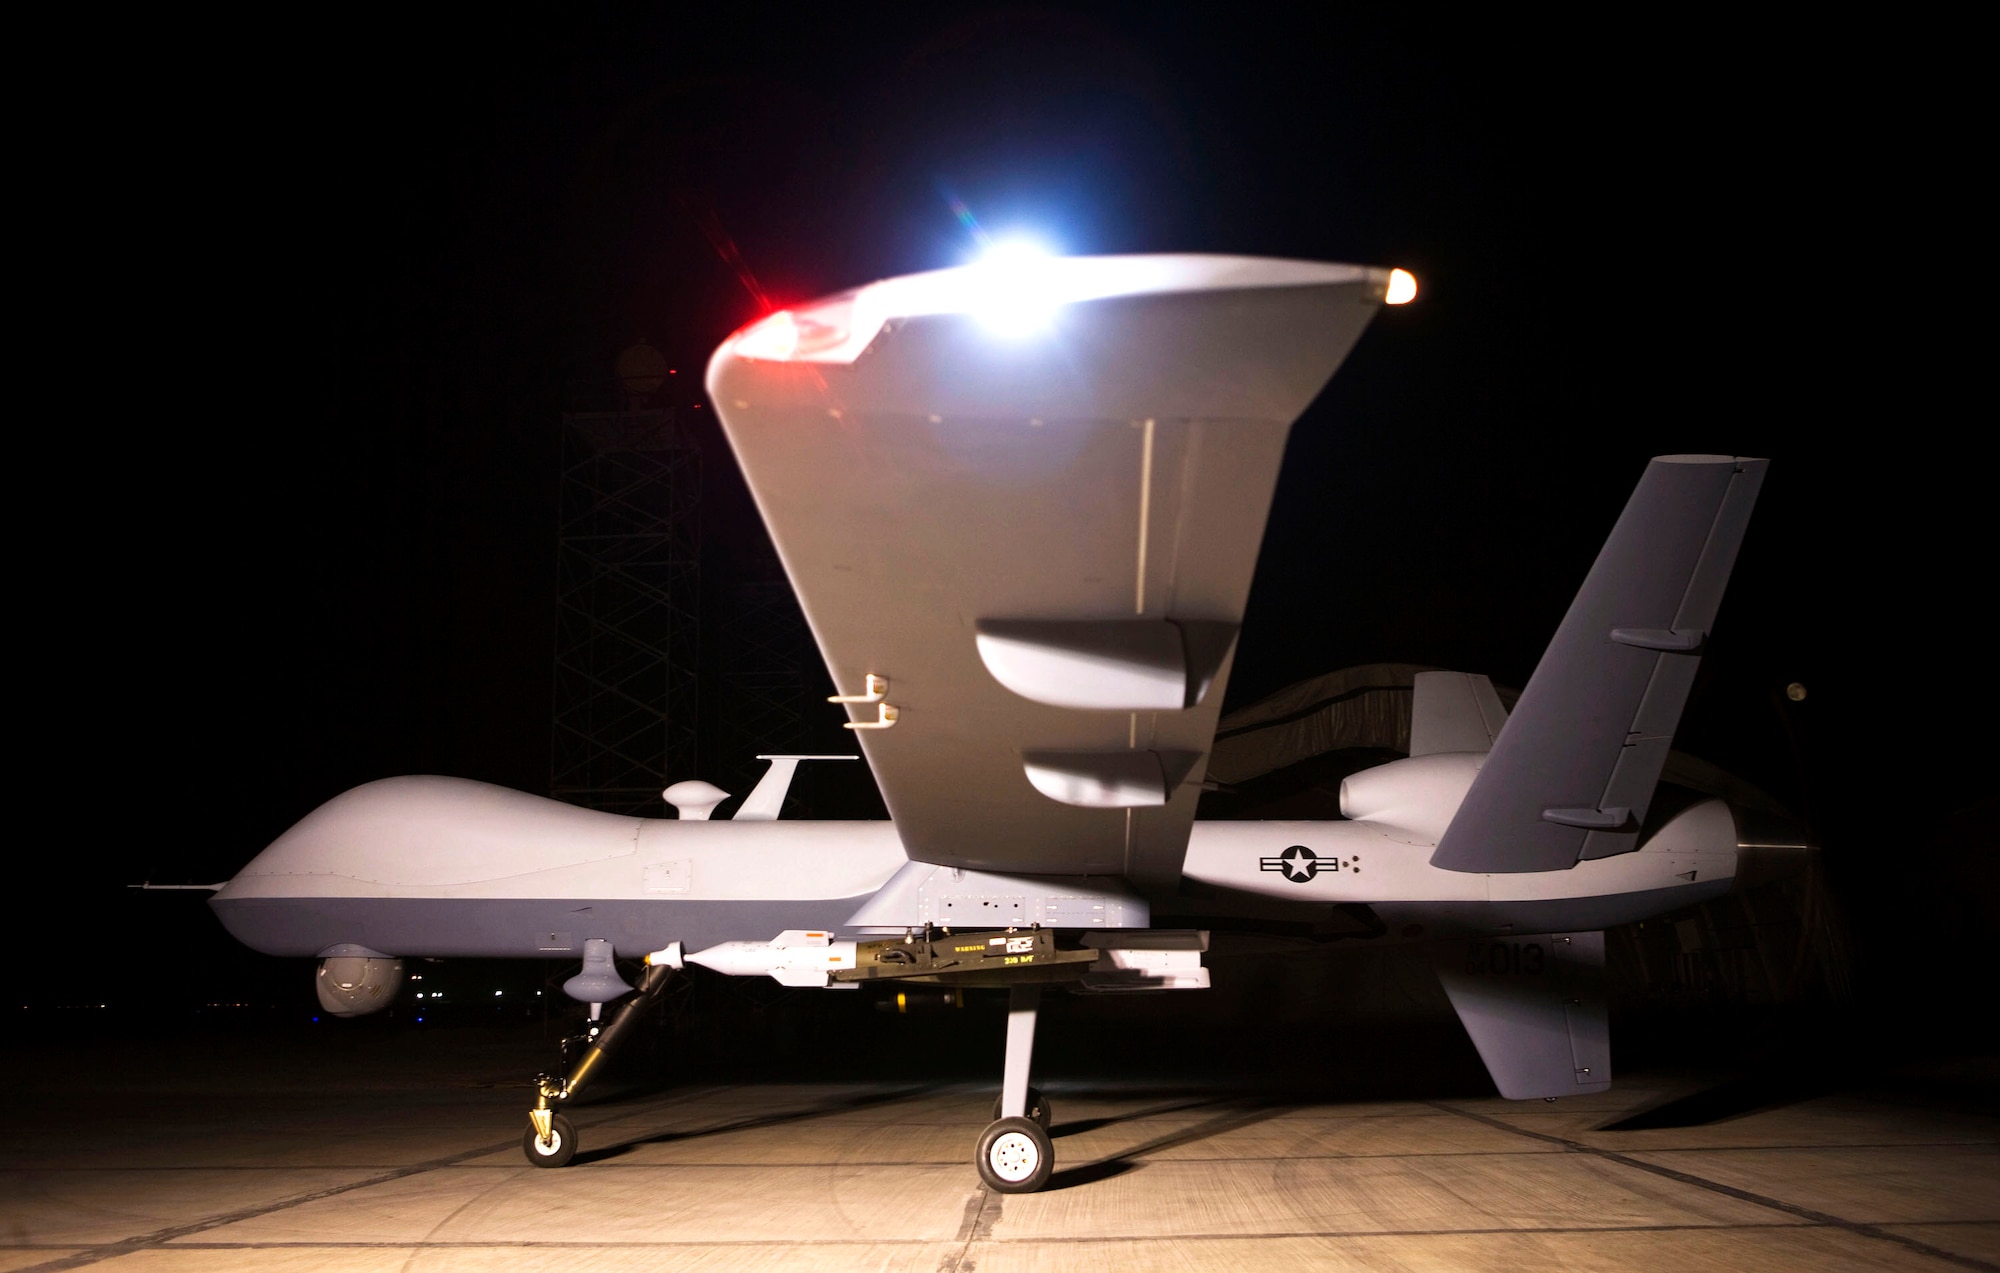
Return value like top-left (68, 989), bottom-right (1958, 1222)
top-left (39, 9), bottom-right (1984, 1010)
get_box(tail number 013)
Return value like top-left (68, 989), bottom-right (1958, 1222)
top-left (1467, 942), bottom-right (1545, 976)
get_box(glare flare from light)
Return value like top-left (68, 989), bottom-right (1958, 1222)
top-left (1385, 268), bottom-right (1418, 305)
top-left (969, 238), bottom-right (1063, 336)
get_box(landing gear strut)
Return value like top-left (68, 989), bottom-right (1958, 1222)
top-left (523, 954), bottom-right (678, 1167)
top-left (977, 983), bottom-right (1054, 1192)
top-left (991, 1086), bottom-right (1050, 1128)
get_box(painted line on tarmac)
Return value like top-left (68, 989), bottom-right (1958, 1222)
top-left (27, 1219), bottom-right (1977, 1252)
top-left (15, 1085), bottom-right (737, 1273)
top-left (1429, 1101), bottom-right (2000, 1273)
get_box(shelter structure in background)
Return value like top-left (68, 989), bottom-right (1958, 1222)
top-left (550, 342), bottom-right (702, 814)
top-left (1208, 662), bottom-right (1444, 785)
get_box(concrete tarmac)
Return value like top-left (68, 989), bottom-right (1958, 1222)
top-left (6, 1025), bottom-right (1997, 1272)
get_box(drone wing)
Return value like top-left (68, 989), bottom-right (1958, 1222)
top-left (707, 255), bottom-right (1396, 886)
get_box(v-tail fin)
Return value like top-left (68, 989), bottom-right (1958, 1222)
top-left (1409, 671), bottom-right (1508, 756)
top-left (1434, 932), bottom-right (1611, 1099)
top-left (1430, 455), bottom-right (1767, 873)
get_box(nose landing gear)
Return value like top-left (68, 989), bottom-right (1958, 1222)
top-left (522, 946), bottom-right (681, 1168)
top-left (523, 1110), bottom-right (577, 1168)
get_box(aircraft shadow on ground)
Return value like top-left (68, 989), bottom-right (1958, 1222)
top-left (1045, 1098), bottom-right (1292, 1192)
top-left (573, 1083), bottom-right (933, 1164)
top-left (567, 1080), bottom-right (1288, 1176)
top-left (1598, 1069), bottom-right (1841, 1131)
top-left (1049, 1097), bottom-right (1222, 1139)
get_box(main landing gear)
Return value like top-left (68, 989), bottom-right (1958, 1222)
top-left (831, 924), bottom-right (1094, 1192)
top-left (523, 953), bottom-right (679, 1168)
top-left (977, 983), bottom-right (1054, 1192)
top-left (991, 1086), bottom-right (1051, 1127)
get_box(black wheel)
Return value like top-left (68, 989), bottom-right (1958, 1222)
top-left (976, 1116), bottom-right (1053, 1193)
top-left (523, 1113), bottom-right (577, 1168)
top-left (991, 1086), bottom-right (1052, 1129)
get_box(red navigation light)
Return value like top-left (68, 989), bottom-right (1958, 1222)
top-left (727, 295), bottom-right (866, 363)
top-left (733, 310), bottom-right (800, 361)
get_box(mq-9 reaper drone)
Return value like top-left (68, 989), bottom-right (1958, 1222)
top-left (212, 253), bottom-right (1788, 1193)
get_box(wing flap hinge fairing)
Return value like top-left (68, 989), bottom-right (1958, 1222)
top-left (975, 619), bottom-right (1238, 711)
top-left (1609, 627), bottom-right (1704, 652)
top-left (1022, 749), bottom-right (1204, 808)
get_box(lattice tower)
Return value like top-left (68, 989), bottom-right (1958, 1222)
top-left (551, 409), bottom-right (700, 813)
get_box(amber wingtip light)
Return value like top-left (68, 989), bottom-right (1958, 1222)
top-left (1385, 268), bottom-right (1418, 305)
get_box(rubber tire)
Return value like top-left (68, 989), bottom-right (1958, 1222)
top-left (523, 1112), bottom-right (577, 1168)
top-left (976, 1116), bottom-right (1053, 1193)
top-left (991, 1086), bottom-right (1052, 1129)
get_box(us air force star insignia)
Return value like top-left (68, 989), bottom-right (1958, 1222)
top-left (1260, 844), bottom-right (1323, 883)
